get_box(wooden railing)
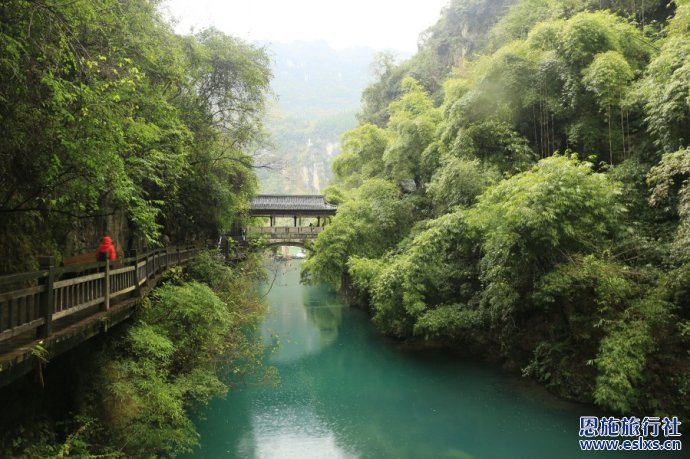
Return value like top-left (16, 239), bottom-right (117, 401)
top-left (248, 226), bottom-right (323, 237)
top-left (0, 246), bottom-right (201, 344)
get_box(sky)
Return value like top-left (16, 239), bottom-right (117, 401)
top-left (162, 0), bottom-right (449, 52)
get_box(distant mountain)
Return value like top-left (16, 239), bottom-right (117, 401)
top-left (267, 41), bottom-right (376, 116)
top-left (256, 41), bottom-right (383, 194)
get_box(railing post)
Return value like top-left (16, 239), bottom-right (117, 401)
top-left (131, 250), bottom-right (141, 298)
top-left (37, 256), bottom-right (55, 338)
top-left (144, 250), bottom-right (151, 286)
top-left (103, 258), bottom-right (110, 311)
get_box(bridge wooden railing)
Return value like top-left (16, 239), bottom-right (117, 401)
top-left (248, 226), bottom-right (324, 237)
top-left (0, 246), bottom-right (201, 344)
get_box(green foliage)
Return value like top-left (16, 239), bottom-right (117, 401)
top-left (433, 10), bottom-right (649, 165)
top-left (302, 179), bottom-right (414, 288)
top-left (648, 148), bottom-right (690, 260)
top-left (102, 356), bottom-right (200, 456)
top-left (146, 283), bottom-right (232, 370)
top-left (594, 309), bottom-right (659, 412)
top-left (350, 211), bottom-right (482, 337)
top-left (1, 252), bottom-right (269, 457)
top-left (426, 157), bottom-right (497, 214)
top-left (0, 0), bottom-right (270, 272)
top-left (583, 50), bottom-right (635, 163)
top-left (187, 250), bottom-right (267, 321)
top-left (490, 0), bottom-right (577, 47)
top-left (187, 250), bottom-right (238, 290)
top-left (93, 281), bottom-right (233, 456)
top-left (383, 78), bottom-right (441, 186)
top-left (322, 185), bottom-right (347, 205)
top-left (10, 416), bottom-right (120, 459)
top-left (583, 51), bottom-right (634, 111)
top-left (332, 124), bottom-right (389, 189)
top-left (558, 12), bottom-right (622, 68)
top-left (315, 0), bottom-right (690, 422)
top-left (470, 156), bottom-right (625, 323)
top-left (638, 1), bottom-right (690, 152)
top-left (450, 120), bottom-right (536, 172)
top-left (531, 254), bottom-right (667, 401)
top-left (414, 305), bottom-right (484, 339)
top-left (128, 324), bottom-right (175, 364)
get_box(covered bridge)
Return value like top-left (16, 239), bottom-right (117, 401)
top-left (245, 194), bottom-right (338, 246)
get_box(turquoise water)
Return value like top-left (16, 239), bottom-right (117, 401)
top-left (188, 260), bottom-right (682, 458)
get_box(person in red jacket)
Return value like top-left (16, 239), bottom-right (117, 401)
top-left (96, 236), bottom-right (117, 262)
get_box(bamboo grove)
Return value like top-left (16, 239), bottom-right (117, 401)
top-left (304, 0), bottom-right (690, 419)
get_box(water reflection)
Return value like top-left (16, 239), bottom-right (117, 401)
top-left (248, 258), bottom-right (352, 458)
top-left (303, 289), bottom-right (343, 348)
top-left (188, 261), bottom-right (678, 459)
top-left (239, 405), bottom-right (355, 459)
top-left (260, 259), bottom-right (344, 363)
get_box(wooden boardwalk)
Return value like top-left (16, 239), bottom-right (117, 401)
top-left (0, 246), bottom-right (200, 388)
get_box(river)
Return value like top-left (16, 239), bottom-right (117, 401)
top-left (187, 259), bottom-right (680, 458)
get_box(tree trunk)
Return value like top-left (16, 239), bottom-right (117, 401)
top-left (608, 106), bottom-right (613, 165)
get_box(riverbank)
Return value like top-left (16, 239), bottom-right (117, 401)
top-left (0, 251), bottom-right (268, 457)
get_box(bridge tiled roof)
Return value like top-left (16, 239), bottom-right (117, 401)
top-left (250, 195), bottom-right (337, 214)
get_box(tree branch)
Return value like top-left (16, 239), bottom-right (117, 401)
top-left (0, 207), bottom-right (117, 219)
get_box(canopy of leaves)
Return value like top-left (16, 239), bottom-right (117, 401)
top-left (302, 179), bottom-right (414, 288)
top-left (648, 148), bottom-right (690, 260)
top-left (349, 210), bottom-right (482, 337)
top-left (637, 1), bottom-right (690, 153)
top-left (469, 156), bottom-right (625, 322)
top-left (332, 124), bottom-right (389, 189)
top-left (311, 1), bottom-right (690, 419)
top-left (0, 0), bottom-right (271, 273)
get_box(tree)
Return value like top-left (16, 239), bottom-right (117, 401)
top-left (426, 156), bottom-right (497, 214)
top-left (332, 124), bottom-right (389, 189)
top-left (583, 51), bottom-right (634, 164)
top-left (0, 1), bottom-right (271, 272)
top-left (638, 0), bottom-right (690, 153)
top-left (302, 179), bottom-right (413, 288)
top-left (468, 155), bottom-right (625, 325)
top-left (382, 77), bottom-right (441, 187)
top-left (313, 0), bottom-right (690, 420)
top-left (647, 148), bottom-right (690, 261)
top-left (349, 210), bottom-right (482, 337)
